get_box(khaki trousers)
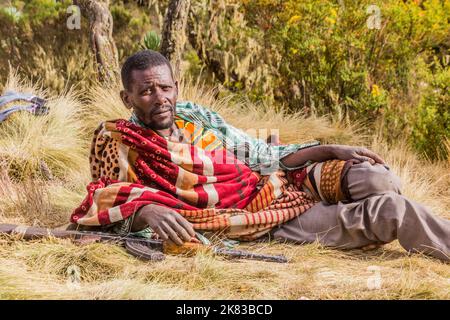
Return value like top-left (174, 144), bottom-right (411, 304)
top-left (270, 161), bottom-right (450, 261)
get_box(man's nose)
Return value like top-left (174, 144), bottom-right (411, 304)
top-left (153, 88), bottom-right (166, 106)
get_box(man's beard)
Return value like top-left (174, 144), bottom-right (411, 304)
top-left (150, 113), bottom-right (174, 130)
top-left (136, 104), bottom-right (175, 130)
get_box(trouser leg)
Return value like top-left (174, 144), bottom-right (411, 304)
top-left (271, 162), bottom-right (450, 261)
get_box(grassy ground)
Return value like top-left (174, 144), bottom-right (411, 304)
top-left (0, 73), bottom-right (449, 299)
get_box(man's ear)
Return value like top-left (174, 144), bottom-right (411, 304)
top-left (174, 80), bottom-right (179, 98)
top-left (120, 90), bottom-right (133, 110)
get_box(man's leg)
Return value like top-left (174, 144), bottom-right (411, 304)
top-left (271, 162), bottom-right (450, 261)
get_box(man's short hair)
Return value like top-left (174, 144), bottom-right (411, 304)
top-left (121, 50), bottom-right (174, 91)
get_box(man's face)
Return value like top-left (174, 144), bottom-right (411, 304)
top-left (120, 64), bottom-right (178, 130)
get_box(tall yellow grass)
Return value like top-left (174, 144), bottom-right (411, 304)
top-left (0, 72), bottom-right (448, 300)
top-left (0, 70), bottom-right (88, 180)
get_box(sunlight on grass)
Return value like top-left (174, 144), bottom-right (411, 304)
top-left (0, 72), bottom-right (449, 300)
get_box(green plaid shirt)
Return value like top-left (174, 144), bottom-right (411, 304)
top-left (130, 101), bottom-right (320, 174)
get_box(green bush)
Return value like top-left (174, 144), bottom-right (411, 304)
top-left (412, 59), bottom-right (450, 159)
top-left (1, 0), bottom-right (448, 159)
top-left (141, 30), bottom-right (161, 51)
top-left (187, 0), bottom-right (449, 159)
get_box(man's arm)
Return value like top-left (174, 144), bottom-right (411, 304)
top-left (176, 102), bottom-right (385, 170)
top-left (281, 144), bottom-right (386, 168)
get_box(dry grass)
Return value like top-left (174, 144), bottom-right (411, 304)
top-left (178, 79), bottom-right (366, 146)
top-left (0, 70), bottom-right (88, 180)
top-left (0, 73), bottom-right (449, 300)
top-left (78, 82), bottom-right (131, 136)
top-left (0, 236), bottom-right (448, 300)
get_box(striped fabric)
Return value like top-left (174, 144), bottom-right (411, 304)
top-left (72, 119), bottom-right (317, 240)
top-left (297, 160), bottom-right (349, 204)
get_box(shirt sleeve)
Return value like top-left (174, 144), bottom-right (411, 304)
top-left (176, 101), bottom-right (320, 173)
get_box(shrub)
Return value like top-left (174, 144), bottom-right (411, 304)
top-left (412, 59), bottom-right (450, 159)
top-left (187, 0), bottom-right (450, 159)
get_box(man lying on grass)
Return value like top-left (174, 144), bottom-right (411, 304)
top-left (71, 50), bottom-right (450, 262)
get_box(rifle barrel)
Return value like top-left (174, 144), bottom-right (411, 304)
top-left (213, 247), bottom-right (288, 263)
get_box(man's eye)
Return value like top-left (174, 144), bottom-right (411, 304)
top-left (162, 86), bottom-right (171, 91)
top-left (142, 89), bottom-right (152, 94)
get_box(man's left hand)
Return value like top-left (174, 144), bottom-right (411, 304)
top-left (331, 145), bottom-right (385, 165)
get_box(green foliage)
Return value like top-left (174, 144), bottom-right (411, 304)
top-left (4, 0), bottom-right (73, 26)
top-left (0, 6), bottom-right (23, 23)
top-left (1, 0), bottom-right (448, 159)
top-left (110, 3), bottom-right (132, 27)
top-left (141, 30), bottom-right (161, 51)
top-left (240, 0), bottom-right (448, 113)
top-left (23, 0), bottom-right (64, 23)
top-left (184, 49), bottom-right (204, 79)
top-left (412, 60), bottom-right (450, 159)
top-left (188, 0), bottom-right (449, 159)
top-left (0, 0), bottom-right (154, 92)
top-left (109, 2), bottom-right (152, 61)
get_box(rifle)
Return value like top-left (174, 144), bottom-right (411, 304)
top-left (0, 223), bottom-right (288, 263)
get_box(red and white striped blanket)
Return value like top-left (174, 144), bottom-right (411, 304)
top-left (71, 120), bottom-right (317, 240)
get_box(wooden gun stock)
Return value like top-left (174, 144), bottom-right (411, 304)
top-left (0, 223), bottom-right (165, 261)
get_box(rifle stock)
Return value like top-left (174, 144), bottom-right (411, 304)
top-left (0, 223), bottom-right (165, 261)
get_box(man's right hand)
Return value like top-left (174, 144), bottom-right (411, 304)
top-left (132, 204), bottom-right (196, 245)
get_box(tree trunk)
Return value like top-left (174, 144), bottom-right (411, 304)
top-left (160, 0), bottom-right (191, 79)
top-left (74, 0), bottom-right (119, 84)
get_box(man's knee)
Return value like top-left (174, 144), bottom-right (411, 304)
top-left (346, 162), bottom-right (402, 200)
top-left (364, 192), bottom-right (405, 220)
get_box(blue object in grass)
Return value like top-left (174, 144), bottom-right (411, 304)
top-left (0, 91), bottom-right (48, 123)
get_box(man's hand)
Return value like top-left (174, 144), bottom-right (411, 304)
top-left (132, 204), bottom-right (196, 245)
top-left (281, 144), bottom-right (386, 169)
top-left (330, 145), bottom-right (385, 165)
